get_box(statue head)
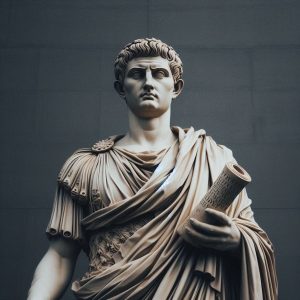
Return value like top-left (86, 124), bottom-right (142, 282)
top-left (114, 38), bottom-right (184, 119)
top-left (114, 38), bottom-right (183, 85)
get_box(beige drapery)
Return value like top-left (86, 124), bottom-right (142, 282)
top-left (47, 127), bottom-right (278, 300)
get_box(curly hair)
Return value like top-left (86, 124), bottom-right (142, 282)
top-left (114, 38), bottom-right (183, 84)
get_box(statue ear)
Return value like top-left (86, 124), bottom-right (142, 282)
top-left (114, 80), bottom-right (126, 98)
top-left (173, 79), bottom-right (184, 99)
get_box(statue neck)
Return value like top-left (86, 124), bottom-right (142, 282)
top-left (115, 108), bottom-right (176, 152)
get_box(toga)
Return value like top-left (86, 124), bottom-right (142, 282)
top-left (46, 127), bottom-right (278, 300)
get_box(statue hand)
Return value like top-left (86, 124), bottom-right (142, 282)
top-left (183, 208), bottom-right (241, 254)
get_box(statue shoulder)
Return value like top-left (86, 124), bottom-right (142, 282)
top-left (57, 137), bottom-right (115, 204)
top-left (205, 134), bottom-right (236, 164)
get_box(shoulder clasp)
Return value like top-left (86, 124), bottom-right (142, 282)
top-left (91, 138), bottom-right (114, 153)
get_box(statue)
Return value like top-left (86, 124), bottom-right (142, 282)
top-left (28, 38), bottom-right (278, 300)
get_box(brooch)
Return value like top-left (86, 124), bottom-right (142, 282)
top-left (91, 138), bottom-right (114, 153)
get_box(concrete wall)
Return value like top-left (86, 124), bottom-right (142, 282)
top-left (0, 0), bottom-right (299, 299)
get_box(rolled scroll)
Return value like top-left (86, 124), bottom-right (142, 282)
top-left (177, 162), bottom-right (251, 235)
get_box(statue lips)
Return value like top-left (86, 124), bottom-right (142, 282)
top-left (140, 92), bottom-right (158, 100)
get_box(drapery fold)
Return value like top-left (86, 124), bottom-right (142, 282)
top-left (46, 186), bottom-right (84, 241)
top-left (46, 126), bottom-right (277, 299)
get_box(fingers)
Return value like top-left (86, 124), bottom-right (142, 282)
top-left (189, 218), bottom-right (227, 237)
top-left (182, 211), bottom-right (241, 252)
top-left (205, 208), bottom-right (231, 226)
top-left (184, 226), bottom-right (222, 248)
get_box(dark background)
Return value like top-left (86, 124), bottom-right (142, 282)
top-left (0, 0), bottom-right (299, 299)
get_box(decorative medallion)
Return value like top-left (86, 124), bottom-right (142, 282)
top-left (91, 138), bottom-right (114, 153)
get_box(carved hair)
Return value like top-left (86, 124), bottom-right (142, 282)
top-left (114, 38), bottom-right (183, 84)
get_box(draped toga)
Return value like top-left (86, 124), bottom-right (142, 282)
top-left (46, 127), bottom-right (278, 300)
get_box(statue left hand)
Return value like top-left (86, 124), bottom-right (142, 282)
top-left (183, 208), bottom-right (241, 254)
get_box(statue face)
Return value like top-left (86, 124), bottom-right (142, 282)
top-left (121, 56), bottom-right (177, 119)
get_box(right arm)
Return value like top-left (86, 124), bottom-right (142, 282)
top-left (27, 237), bottom-right (81, 300)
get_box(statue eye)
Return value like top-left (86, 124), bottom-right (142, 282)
top-left (153, 69), bottom-right (168, 79)
top-left (128, 69), bottom-right (144, 79)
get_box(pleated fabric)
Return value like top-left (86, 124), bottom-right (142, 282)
top-left (46, 127), bottom-right (278, 300)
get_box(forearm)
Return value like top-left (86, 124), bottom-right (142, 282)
top-left (28, 240), bottom-right (79, 300)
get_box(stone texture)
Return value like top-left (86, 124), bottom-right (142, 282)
top-left (0, 91), bottom-right (38, 143)
top-left (253, 91), bottom-right (300, 143)
top-left (182, 49), bottom-right (251, 91)
top-left (0, 1), bottom-right (299, 299)
top-left (150, 5), bottom-right (300, 47)
top-left (36, 91), bottom-right (101, 143)
top-left (0, 208), bottom-right (89, 300)
top-left (0, 7), bottom-right (10, 46)
top-left (172, 90), bottom-right (254, 144)
top-left (100, 91), bottom-right (128, 137)
top-left (150, 0), bottom-right (299, 8)
top-left (38, 49), bottom-right (101, 91)
top-left (9, 4), bottom-right (148, 47)
top-left (254, 208), bottom-right (300, 299)
top-left (229, 143), bottom-right (300, 209)
top-left (0, 48), bottom-right (39, 90)
top-left (253, 49), bottom-right (300, 91)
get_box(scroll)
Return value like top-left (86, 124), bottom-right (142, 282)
top-left (177, 162), bottom-right (251, 235)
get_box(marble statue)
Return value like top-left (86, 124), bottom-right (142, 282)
top-left (28, 38), bottom-right (278, 300)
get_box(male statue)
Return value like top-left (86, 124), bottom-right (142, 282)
top-left (28, 38), bottom-right (278, 300)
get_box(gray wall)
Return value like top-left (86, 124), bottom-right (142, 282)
top-left (0, 0), bottom-right (299, 299)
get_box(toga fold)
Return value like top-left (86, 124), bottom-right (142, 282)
top-left (46, 127), bottom-right (278, 300)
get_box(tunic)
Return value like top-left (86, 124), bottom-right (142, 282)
top-left (46, 127), bottom-right (278, 300)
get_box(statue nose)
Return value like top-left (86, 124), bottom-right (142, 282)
top-left (144, 71), bottom-right (154, 89)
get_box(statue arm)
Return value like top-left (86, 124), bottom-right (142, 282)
top-left (27, 237), bottom-right (81, 300)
